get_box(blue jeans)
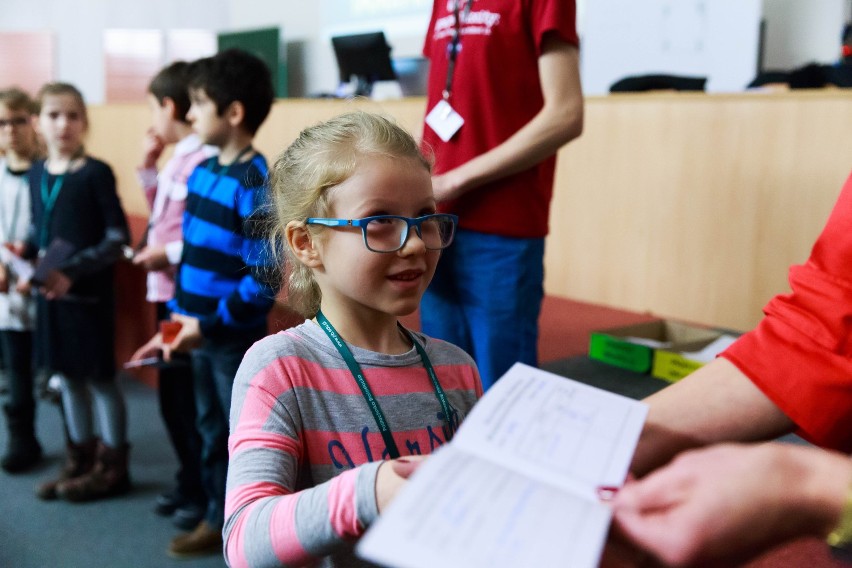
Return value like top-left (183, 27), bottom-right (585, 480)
top-left (191, 332), bottom-right (262, 529)
top-left (420, 229), bottom-right (544, 391)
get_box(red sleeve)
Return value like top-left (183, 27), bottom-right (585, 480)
top-left (722, 171), bottom-right (852, 452)
top-left (528, 0), bottom-right (579, 54)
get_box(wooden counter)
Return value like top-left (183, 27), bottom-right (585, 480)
top-left (88, 90), bottom-right (852, 334)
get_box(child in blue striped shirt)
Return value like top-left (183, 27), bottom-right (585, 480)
top-left (131, 48), bottom-right (278, 559)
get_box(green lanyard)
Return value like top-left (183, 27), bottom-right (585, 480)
top-left (39, 167), bottom-right (67, 249)
top-left (315, 310), bottom-right (455, 459)
top-left (186, 145), bottom-right (254, 246)
top-left (206, 145), bottom-right (253, 188)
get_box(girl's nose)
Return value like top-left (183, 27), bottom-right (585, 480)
top-left (398, 227), bottom-right (427, 255)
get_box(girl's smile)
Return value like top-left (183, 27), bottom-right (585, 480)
top-left (309, 153), bottom-right (439, 351)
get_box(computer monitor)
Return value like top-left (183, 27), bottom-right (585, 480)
top-left (331, 31), bottom-right (397, 96)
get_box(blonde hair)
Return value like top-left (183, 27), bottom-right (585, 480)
top-left (268, 111), bottom-right (431, 317)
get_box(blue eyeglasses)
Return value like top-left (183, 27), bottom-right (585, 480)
top-left (306, 213), bottom-right (458, 253)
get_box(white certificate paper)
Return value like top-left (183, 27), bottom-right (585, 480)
top-left (357, 363), bottom-right (648, 568)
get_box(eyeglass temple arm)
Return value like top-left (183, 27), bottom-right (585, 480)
top-left (306, 218), bottom-right (353, 227)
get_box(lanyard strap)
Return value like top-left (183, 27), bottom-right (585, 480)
top-left (188, 145), bottom-right (255, 241)
top-left (40, 169), bottom-right (66, 249)
top-left (200, 145), bottom-right (254, 197)
top-left (315, 310), bottom-right (455, 460)
top-left (443, 0), bottom-right (473, 100)
top-left (209, 145), bottom-right (253, 179)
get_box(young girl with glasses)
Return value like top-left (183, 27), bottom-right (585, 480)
top-left (224, 111), bottom-right (482, 567)
top-left (0, 88), bottom-right (41, 473)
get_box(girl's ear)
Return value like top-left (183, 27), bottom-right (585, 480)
top-left (286, 221), bottom-right (323, 268)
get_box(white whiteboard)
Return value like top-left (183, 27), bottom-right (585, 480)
top-left (581, 0), bottom-right (762, 94)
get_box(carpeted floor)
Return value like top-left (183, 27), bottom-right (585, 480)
top-left (0, 375), bottom-right (226, 568)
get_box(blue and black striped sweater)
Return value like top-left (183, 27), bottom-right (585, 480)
top-left (169, 154), bottom-right (278, 339)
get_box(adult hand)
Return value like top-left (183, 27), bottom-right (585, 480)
top-left (132, 246), bottom-right (170, 271)
top-left (41, 270), bottom-right (72, 300)
top-left (611, 443), bottom-right (851, 567)
top-left (431, 171), bottom-right (465, 203)
top-left (164, 313), bottom-right (203, 360)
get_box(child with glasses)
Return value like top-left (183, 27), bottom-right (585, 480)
top-left (131, 49), bottom-right (278, 558)
top-left (223, 111), bottom-right (483, 568)
top-left (0, 88), bottom-right (41, 473)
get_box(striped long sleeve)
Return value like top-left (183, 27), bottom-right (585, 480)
top-left (169, 155), bottom-right (277, 337)
top-left (224, 321), bottom-right (482, 568)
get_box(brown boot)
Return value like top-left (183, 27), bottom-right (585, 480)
top-left (57, 441), bottom-right (131, 502)
top-left (167, 521), bottom-right (223, 559)
top-left (35, 438), bottom-right (97, 500)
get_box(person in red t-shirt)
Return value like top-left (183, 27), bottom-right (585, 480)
top-left (592, 172), bottom-right (852, 566)
top-left (630, 171), bottom-right (852, 476)
top-left (420, 0), bottom-right (584, 390)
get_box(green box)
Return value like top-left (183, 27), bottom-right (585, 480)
top-left (651, 348), bottom-right (709, 383)
top-left (651, 329), bottom-right (740, 383)
top-left (589, 320), bottom-right (722, 374)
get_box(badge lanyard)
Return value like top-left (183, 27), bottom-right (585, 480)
top-left (426, 0), bottom-right (471, 142)
top-left (39, 150), bottom-right (86, 249)
top-left (39, 165), bottom-right (69, 249)
top-left (315, 310), bottom-right (455, 459)
top-left (203, 145), bottom-right (253, 195)
top-left (443, 0), bottom-right (473, 101)
top-left (186, 145), bottom-right (254, 240)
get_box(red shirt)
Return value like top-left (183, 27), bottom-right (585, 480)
top-left (422, 0), bottom-right (579, 238)
top-left (723, 172), bottom-right (852, 452)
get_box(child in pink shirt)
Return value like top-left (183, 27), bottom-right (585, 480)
top-left (224, 112), bottom-right (483, 567)
top-left (132, 61), bottom-right (215, 531)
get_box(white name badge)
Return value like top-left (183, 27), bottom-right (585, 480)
top-left (425, 100), bottom-right (464, 142)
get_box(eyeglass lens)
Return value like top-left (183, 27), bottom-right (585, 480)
top-left (0, 117), bottom-right (29, 128)
top-left (364, 216), bottom-right (455, 252)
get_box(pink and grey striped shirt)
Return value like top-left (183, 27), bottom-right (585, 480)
top-left (225, 321), bottom-right (482, 568)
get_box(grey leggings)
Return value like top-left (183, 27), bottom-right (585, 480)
top-left (59, 375), bottom-right (127, 448)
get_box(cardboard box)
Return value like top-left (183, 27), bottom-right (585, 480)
top-left (588, 320), bottom-right (724, 375)
top-left (651, 330), bottom-right (740, 383)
